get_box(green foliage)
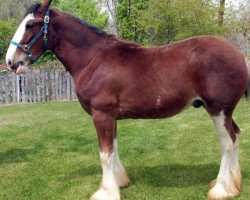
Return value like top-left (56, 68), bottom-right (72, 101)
top-left (35, 51), bottom-right (57, 64)
top-left (116, 0), bottom-right (148, 43)
top-left (142, 0), bottom-right (228, 45)
top-left (0, 19), bottom-right (17, 61)
top-left (58, 0), bottom-right (108, 29)
top-left (116, 0), bottom-right (230, 45)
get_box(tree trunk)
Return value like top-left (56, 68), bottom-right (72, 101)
top-left (98, 0), bottom-right (120, 36)
top-left (218, 0), bottom-right (226, 26)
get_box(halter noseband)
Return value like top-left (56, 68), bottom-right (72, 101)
top-left (10, 9), bottom-right (50, 64)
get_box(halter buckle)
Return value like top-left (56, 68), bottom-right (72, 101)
top-left (28, 54), bottom-right (33, 60)
top-left (43, 34), bottom-right (48, 40)
top-left (44, 16), bottom-right (50, 24)
top-left (22, 45), bottom-right (30, 52)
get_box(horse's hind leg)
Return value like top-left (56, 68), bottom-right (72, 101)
top-left (89, 110), bottom-right (129, 200)
top-left (208, 111), bottom-right (242, 200)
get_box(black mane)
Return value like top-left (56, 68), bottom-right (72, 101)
top-left (25, 3), bottom-right (41, 16)
top-left (68, 13), bottom-right (109, 37)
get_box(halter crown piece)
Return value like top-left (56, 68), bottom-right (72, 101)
top-left (10, 9), bottom-right (50, 64)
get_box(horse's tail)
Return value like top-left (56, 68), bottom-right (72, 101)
top-left (245, 57), bottom-right (250, 100)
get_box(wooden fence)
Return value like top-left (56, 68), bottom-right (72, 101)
top-left (0, 71), bottom-right (77, 105)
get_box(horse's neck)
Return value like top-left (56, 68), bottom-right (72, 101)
top-left (49, 12), bottom-right (105, 78)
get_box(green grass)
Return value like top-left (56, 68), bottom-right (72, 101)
top-left (0, 100), bottom-right (249, 200)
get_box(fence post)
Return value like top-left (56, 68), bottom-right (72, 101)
top-left (16, 75), bottom-right (20, 103)
top-left (28, 72), bottom-right (32, 103)
top-left (50, 71), bottom-right (55, 100)
top-left (0, 74), bottom-right (3, 104)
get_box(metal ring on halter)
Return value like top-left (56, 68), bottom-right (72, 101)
top-left (22, 45), bottom-right (30, 52)
top-left (44, 16), bottom-right (50, 24)
top-left (41, 27), bottom-right (45, 32)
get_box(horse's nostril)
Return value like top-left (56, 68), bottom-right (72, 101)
top-left (7, 59), bottom-right (12, 67)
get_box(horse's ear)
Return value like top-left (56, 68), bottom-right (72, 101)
top-left (38, 0), bottom-right (53, 14)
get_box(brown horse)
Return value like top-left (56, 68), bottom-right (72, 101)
top-left (5, 0), bottom-right (250, 199)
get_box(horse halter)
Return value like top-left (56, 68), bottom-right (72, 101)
top-left (10, 9), bottom-right (50, 64)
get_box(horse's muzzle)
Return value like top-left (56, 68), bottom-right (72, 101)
top-left (11, 61), bottom-right (25, 70)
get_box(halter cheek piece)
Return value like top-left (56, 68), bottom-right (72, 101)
top-left (10, 9), bottom-right (50, 64)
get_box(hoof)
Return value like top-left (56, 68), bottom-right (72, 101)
top-left (207, 184), bottom-right (239, 200)
top-left (119, 179), bottom-right (130, 188)
top-left (116, 172), bottom-right (130, 188)
top-left (114, 162), bottom-right (130, 188)
top-left (231, 170), bottom-right (242, 192)
top-left (89, 188), bottom-right (120, 200)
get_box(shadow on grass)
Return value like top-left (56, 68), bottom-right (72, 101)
top-left (59, 163), bottom-right (220, 188)
top-left (0, 148), bottom-right (36, 164)
top-left (127, 164), bottom-right (219, 188)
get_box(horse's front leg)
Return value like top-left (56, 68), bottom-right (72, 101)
top-left (90, 110), bottom-right (129, 200)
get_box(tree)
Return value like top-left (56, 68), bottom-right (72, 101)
top-left (218, 0), bottom-right (226, 26)
top-left (116, 0), bottom-right (148, 43)
top-left (57, 0), bottom-right (108, 29)
top-left (97, 0), bottom-right (119, 35)
top-left (113, 0), bottom-right (248, 45)
top-left (116, 0), bottom-right (231, 45)
top-left (231, 0), bottom-right (250, 56)
top-left (238, 0), bottom-right (250, 38)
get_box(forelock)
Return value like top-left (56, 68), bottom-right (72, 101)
top-left (25, 3), bottom-right (41, 16)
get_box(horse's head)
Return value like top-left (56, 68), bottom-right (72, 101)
top-left (6, 0), bottom-right (53, 74)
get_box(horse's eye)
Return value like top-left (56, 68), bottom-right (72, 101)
top-left (25, 24), bottom-right (34, 29)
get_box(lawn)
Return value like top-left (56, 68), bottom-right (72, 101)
top-left (0, 100), bottom-right (249, 200)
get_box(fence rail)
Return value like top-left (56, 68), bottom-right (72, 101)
top-left (0, 71), bottom-right (77, 105)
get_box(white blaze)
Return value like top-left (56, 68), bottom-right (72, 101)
top-left (6, 13), bottom-right (35, 63)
